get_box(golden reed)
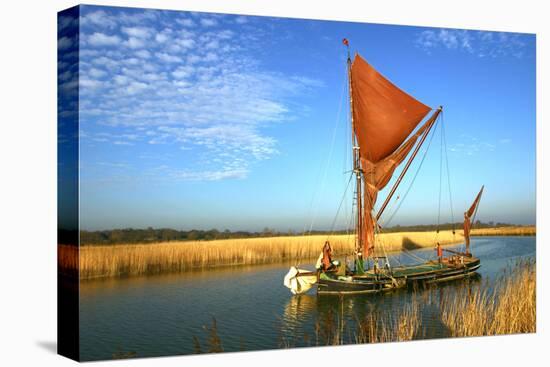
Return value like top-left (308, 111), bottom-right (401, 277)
top-left (60, 230), bottom-right (463, 279)
top-left (440, 259), bottom-right (536, 336)
top-left (470, 225), bottom-right (536, 236)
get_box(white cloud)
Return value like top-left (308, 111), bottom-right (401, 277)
top-left (235, 16), bottom-right (248, 24)
top-left (416, 29), bottom-right (529, 59)
top-left (125, 37), bottom-right (146, 49)
top-left (171, 66), bottom-right (194, 79)
top-left (79, 8), bottom-right (322, 181)
top-left (114, 75), bottom-right (130, 85)
top-left (81, 10), bottom-right (117, 29)
top-left (203, 52), bottom-right (219, 62)
top-left (135, 49), bottom-right (151, 59)
top-left (155, 33), bottom-right (169, 43)
top-left (58, 36), bottom-right (73, 50)
top-left (87, 32), bottom-right (121, 46)
top-left (176, 38), bottom-right (195, 49)
top-left (155, 52), bottom-right (183, 63)
top-left (200, 18), bottom-right (218, 27)
top-left (172, 167), bottom-right (248, 181)
top-left (177, 18), bottom-right (196, 27)
top-left (80, 78), bottom-right (102, 89)
top-left (449, 135), bottom-right (498, 155)
top-left (88, 68), bottom-right (107, 78)
top-left (126, 81), bottom-right (148, 95)
top-left (58, 14), bottom-right (78, 31)
top-left (121, 26), bottom-right (151, 39)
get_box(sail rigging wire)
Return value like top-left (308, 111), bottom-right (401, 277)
top-left (437, 114), bottom-right (444, 234)
top-left (441, 111), bottom-right (456, 233)
top-left (435, 111), bottom-right (455, 238)
top-left (400, 246), bottom-right (428, 263)
top-left (379, 114), bottom-right (440, 228)
top-left (374, 119), bottom-right (442, 267)
top-left (327, 173), bottom-right (354, 239)
top-left (303, 73), bottom-right (347, 238)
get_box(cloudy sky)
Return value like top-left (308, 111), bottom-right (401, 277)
top-left (59, 5), bottom-right (536, 231)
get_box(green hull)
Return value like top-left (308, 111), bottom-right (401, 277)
top-left (317, 256), bottom-right (480, 295)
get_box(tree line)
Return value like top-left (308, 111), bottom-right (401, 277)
top-left (71, 221), bottom-right (521, 246)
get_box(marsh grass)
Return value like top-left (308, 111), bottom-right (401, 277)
top-left (62, 230), bottom-right (462, 279)
top-left (192, 317), bottom-right (224, 354)
top-left (470, 226), bottom-right (536, 236)
top-left (59, 227), bottom-right (534, 279)
top-left (58, 244), bottom-right (78, 277)
top-left (440, 259), bottom-right (536, 336)
top-left (278, 260), bottom-right (535, 349)
top-left (355, 300), bottom-right (421, 343)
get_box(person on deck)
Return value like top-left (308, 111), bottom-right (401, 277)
top-left (436, 242), bottom-right (443, 264)
top-left (315, 241), bottom-right (340, 272)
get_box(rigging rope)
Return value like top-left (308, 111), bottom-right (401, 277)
top-left (437, 115), bottom-right (444, 234)
top-left (441, 111), bottom-right (456, 234)
top-left (303, 73), bottom-right (347, 238)
top-left (327, 173), bottom-right (354, 239)
top-left (380, 115), bottom-right (439, 228)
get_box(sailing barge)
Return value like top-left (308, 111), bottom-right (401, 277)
top-left (284, 40), bottom-right (484, 295)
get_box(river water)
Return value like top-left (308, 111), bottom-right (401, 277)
top-left (79, 236), bottom-right (535, 361)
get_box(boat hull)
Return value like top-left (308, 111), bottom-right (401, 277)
top-left (317, 274), bottom-right (405, 295)
top-left (316, 257), bottom-right (480, 295)
top-left (395, 257), bottom-right (481, 284)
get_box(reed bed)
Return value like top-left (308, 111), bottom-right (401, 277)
top-left (277, 296), bottom-right (422, 348)
top-left (279, 261), bottom-right (535, 349)
top-left (61, 230), bottom-right (462, 279)
top-left (470, 225), bottom-right (536, 236)
top-left (440, 259), bottom-right (536, 336)
top-left (187, 260), bottom-right (535, 355)
top-left (58, 244), bottom-right (78, 277)
top-left (354, 300), bottom-right (421, 343)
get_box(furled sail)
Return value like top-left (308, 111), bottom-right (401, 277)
top-left (350, 53), bottom-right (434, 257)
top-left (464, 186), bottom-right (484, 254)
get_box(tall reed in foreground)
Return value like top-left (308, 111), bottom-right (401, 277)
top-left (355, 299), bottom-right (421, 343)
top-left (440, 259), bottom-right (536, 336)
top-left (61, 230), bottom-right (462, 279)
top-left (276, 261), bottom-right (535, 349)
top-left (185, 260), bottom-right (535, 356)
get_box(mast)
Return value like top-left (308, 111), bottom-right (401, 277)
top-left (345, 39), bottom-right (363, 257)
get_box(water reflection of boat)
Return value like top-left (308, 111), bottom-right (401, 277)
top-left (285, 39), bottom-right (484, 295)
top-left (282, 294), bottom-right (318, 326)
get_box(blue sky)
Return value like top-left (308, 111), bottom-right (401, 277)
top-left (63, 5), bottom-right (536, 231)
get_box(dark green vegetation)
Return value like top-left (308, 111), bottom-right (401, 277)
top-left (78, 221), bottom-right (528, 245)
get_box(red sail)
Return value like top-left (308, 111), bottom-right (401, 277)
top-left (359, 112), bottom-right (438, 256)
top-left (349, 53), bottom-right (434, 257)
top-left (351, 54), bottom-right (431, 164)
top-left (464, 186), bottom-right (484, 254)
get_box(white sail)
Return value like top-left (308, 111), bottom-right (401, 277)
top-left (283, 267), bottom-right (317, 295)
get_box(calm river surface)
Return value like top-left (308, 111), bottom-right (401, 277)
top-left (79, 236), bottom-right (535, 361)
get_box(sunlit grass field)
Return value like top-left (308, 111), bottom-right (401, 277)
top-left (470, 226), bottom-right (536, 236)
top-left (59, 226), bottom-right (534, 279)
top-left (61, 230), bottom-right (461, 279)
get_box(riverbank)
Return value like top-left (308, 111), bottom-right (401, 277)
top-left (60, 226), bottom-right (535, 279)
top-left (470, 226), bottom-right (536, 236)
